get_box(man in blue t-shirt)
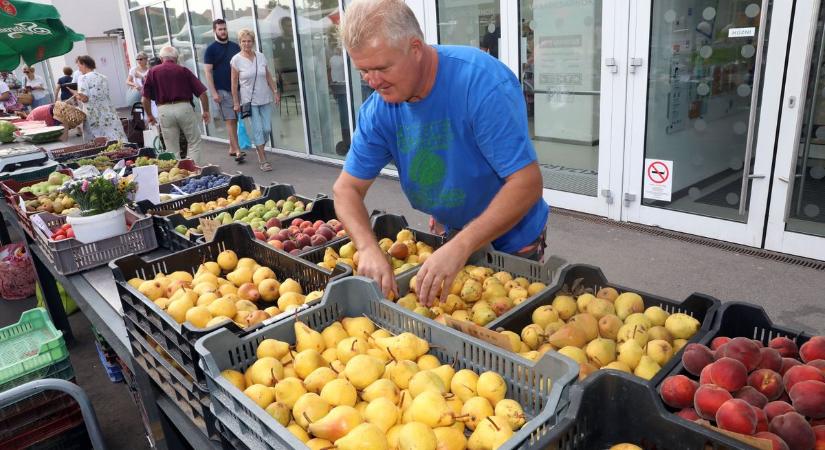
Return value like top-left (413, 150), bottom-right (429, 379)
top-left (203, 19), bottom-right (243, 160)
top-left (334, 0), bottom-right (549, 306)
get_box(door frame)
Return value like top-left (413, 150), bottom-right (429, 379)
top-left (620, 0), bottom-right (792, 247)
top-left (764, 0), bottom-right (825, 260)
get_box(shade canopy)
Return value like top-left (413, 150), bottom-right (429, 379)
top-left (0, 0), bottom-right (84, 71)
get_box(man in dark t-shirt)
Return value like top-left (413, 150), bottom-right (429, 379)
top-left (55, 66), bottom-right (74, 101)
top-left (203, 19), bottom-right (243, 160)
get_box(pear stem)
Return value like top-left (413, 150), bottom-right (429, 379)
top-left (303, 412), bottom-right (312, 424)
top-left (486, 416), bottom-right (500, 431)
top-left (387, 348), bottom-right (398, 363)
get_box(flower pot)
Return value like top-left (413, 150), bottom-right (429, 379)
top-left (66, 207), bottom-right (128, 243)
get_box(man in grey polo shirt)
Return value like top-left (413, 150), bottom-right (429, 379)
top-left (203, 19), bottom-right (244, 161)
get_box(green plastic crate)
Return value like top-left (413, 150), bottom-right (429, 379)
top-left (0, 308), bottom-right (68, 386)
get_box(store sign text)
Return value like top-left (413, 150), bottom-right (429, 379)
top-left (0, 22), bottom-right (52, 39)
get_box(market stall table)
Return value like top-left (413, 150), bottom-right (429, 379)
top-left (0, 201), bottom-right (220, 450)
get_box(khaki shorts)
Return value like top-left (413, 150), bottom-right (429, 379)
top-left (217, 90), bottom-right (236, 121)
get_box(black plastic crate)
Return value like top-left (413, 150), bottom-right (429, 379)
top-left (61, 143), bottom-right (147, 169)
top-left (489, 264), bottom-right (721, 386)
top-left (110, 223), bottom-right (351, 389)
top-left (0, 396), bottom-right (84, 449)
top-left (543, 371), bottom-right (752, 449)
top-left (128, 319), bottom-right (217, 440)
top-left (301, 212), bottom-right (446, 271)
top-left (658, 301), bottom-right (815, 389)
top-left (154, 184), bottom-right (313, 251)
top-left (28, 424), bottom-right (91, 450)
top-left (133, 174), bottom-right (258, 214)
top-left (216, 422), bottom-right (250, 450)
top-left (158, 165), bottom-right (228, 194)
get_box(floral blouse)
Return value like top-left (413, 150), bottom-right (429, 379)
top-left (78, 71), bottom-right (126, 141)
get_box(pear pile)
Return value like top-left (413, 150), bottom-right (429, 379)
top-left (503, 285), bottom-right (700, 381)
top-left (396, 266), bottom-right (546, 326)
top-left (177, 184), bottom-right (264, 218)
top-left (316, 229), bottom-right (435, 276)
top-left (221, 316), bottom-right (529, 450)
top-left (127, 250), bottom-right (322, 330)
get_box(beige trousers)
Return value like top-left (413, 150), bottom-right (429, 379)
top-left (157, 102), bottom-right (202, 163)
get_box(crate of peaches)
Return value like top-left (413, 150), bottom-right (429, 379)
top-left (656, 301), bottom-right (824, 450)
top-left (300, 212), bottom-right (446, 277)
top-left (110, 223), bottom-right (352, 389)
top-left (195, 276), bottom-right (578, 450)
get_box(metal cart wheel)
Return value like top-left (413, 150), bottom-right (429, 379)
top-left (0, 378), bottom-right (107, 450)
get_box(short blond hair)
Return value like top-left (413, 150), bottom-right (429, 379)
top-left (340, 0), bottom-right (423, 51)
top-left (237, 28), bottom-right (255, 42)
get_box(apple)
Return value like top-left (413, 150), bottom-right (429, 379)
top-left (268, 240), bottom-right (284, 250)
top-left (282, 240), bottom-right (297, 252)
top-left (310, 235), bottom-right (328, 246)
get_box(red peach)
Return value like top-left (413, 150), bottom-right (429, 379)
top-left (809, 360), bottom-right (825, 377)
top-left (812, 419), bottom-right (825, 427)
top-left (754, 339), bottom-right (766, 348)
top-left (682, 343), bottom-right (715, 376)
top-left (758, 347), bottom-right (784, 372)
top-left (770, 412), bottom-right (816, 450)
top-left (755, 407), bottom-right (770, 432)
top-left (711, 336), bottom-right (731, 351)
top-left (783, 365), bottom-right (825, 391)
top-left (765, 401), bottom-right (796, 422)
top-left (676, 407), bottom-right (700, 421)
top-left (660, 375), bottom-right (699, 409)
top-left (813, 425), bottom-right (825, 450)
top-left (782, 358), bottom-right (803, 376)
top-left (736, 385), bottom-right (769, 409)
top-left (749, 369), bottom-right (786, 401)
top-left (770, 337), bottom-right (800, 359)
top-left (789, 380), bottom-right (825, 419)
top-left (718, 337), bottom-right (763, 372)
top-left (267, 239), bottom-right (284, 250)
top-left (716, 399), bottom-right (757, 435)
top-left (800, 337), bottom-right (825, 364)
top-left (695, 384), bottom-right (733, 420)
top-left (754, 432), bottom-right (790, 450)
top-left (700, 363), bottom-right (713, 385)
top-left (710, 357), bottom-right (748, 392)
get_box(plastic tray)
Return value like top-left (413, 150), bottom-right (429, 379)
top-left (0, 159), bottom-right (60, 183)
top-left (195, 276), bottom-right (579, 450)
top-left (489, 264), bottom-right (721, 386)
top-left (133, 174), bottom-right (257, 214)
top-left (0, 397), bottom-right (84, 449)
top-left (300, 212), bottom-right (447, 273)
top-left (47, 138), bottom-right (111, 162)
top-left (216, 422), bottom-right (250, 450)
top-left (155, 184), bottom-right (313, 252)
top-left (158, 165), bottom-right (224, 194)
top-left (110, 223), bottom-right (352, 389)
top-left (128, 320), bottom-right (217, 439)
top-left (0, 359), bottom-right (74, 423)
top-left (0, 168), bottom-right (74, 239)
top-left (0, 309), bottom-right (68, 387)
top-left (658, 301), bottom-right (814, 389)
top-left (32, 208), bottom-right (159, 276)
top-left (543, 371), bottom-right (752, 449)
top-left (0, 377), bottom-right (77, 440)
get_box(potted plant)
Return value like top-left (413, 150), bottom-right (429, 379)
top-left (63, 175), bottom-right (136, 243)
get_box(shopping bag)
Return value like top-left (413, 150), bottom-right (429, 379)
top-left (0, 244), bottom-right (35, 300)
top-left (237, 113), bottom-right (252, 149)
top-left (143, 124), bottom-right (164, 150)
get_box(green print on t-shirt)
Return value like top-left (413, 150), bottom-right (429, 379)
top-left (397, 119), bottom-right (466, 210)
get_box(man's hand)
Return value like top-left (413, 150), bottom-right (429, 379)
top-left (415, 240), bottom-right (472, 307)
top-left (146, 114), bottom-right (156, 126)
top-left (233, 102), bottom-right (240, 113)
top-left (274, 90), bottom-right (281, 105)
top-left (212, 92), bottom-right (220, 104)
top-left (202, 110), bottom-right (210, 122)
top-left (357, 245), bottom-right (397, 299)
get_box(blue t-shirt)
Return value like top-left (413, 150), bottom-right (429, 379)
top-left (344, 45), bottom-right (549, 253)
top-left (203, 40), bottom-right (241, 91)
top-left (57, 75), bottom-right (73, 100)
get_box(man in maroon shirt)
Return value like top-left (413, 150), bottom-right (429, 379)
top-left (141, 46), bottom-right (210, 163)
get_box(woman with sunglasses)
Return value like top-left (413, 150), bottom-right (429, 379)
top-left (126, 52), bottom-right (150, 106)
top-left (22, 66), bottom-right (48, 109)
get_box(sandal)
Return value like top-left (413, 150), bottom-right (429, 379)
top-left (232, 151), bottom-right (246, 162)
top-left (260, 161), bottom-right (272, 172)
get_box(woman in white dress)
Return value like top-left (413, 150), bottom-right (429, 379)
top-left (68, 55), bottom-right (126, 141)
top-left (22, 66), bottom-right (49, 109)
top-left (126, 52), bottom-right (149, 106)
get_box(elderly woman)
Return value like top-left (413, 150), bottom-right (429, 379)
top-left (68, 55), bottom-right (126, 141)
top-left (230, 28), bottom-right (280, 172)
top-left (126, 52), bottom-right (149, 106)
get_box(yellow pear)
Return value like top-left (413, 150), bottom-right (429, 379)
top-left (265, 401), bottom-right (291, 426)
top-left (252, 266), bottom-right (276, 285)
top-left (520, 324), bottom-right (545, 350)
top-left (433, 426), bottom-right (467, 450)
top-left (450, 369), bottom-right (479, 401)
top-left (547, 324), bottom-right (588, 349)
top-left (294, 349), bottom-right (327, 379)
top-left (243, 383), bottom-right (275, 408)
top-left (604, 361), bottom-right (632, 373)
top-left (306, 438), bottom-right (333, 450)
top-left (257, 339), bottom-right (290, 359)
top-left (585, 338), bottom-right (616, 368)
top-left (568, 313), bottom-right (599, 342)
top-left (558, 346), bottom-right (587, 365)
top-left (531, 305), bottom-right (559, 328)
top-left (494, 399), bottom-right (526, 430)
top-left (320, 378), bottom-right (357, 407)
top-left (617, 340), bottom-right (645, 370)
top-left (226, 267), bottom-right (253, 286)
top-left (585, 297), bottom-right (616, 320)
top-left (128, 277), bottom-right (144, 289)
top-left (576, 293), bottom-right (597, 313)
top-left (461, 396), bottom-right (494, 431)
top-left (278, 292), bottom-right (305, 310)
top-left (664, 313), bottom-right (700, 340)
top-left (614, 292), bottom-right (644, 320)
top-left (375, 332), bottom-right (430, 362)
top-left (279, 278), bottom-right (303, 296)
top-left (216, 250), bottom-right (238, 271)
top-left (341, 316), bottom-right (375, 339)
top-left (236, 257), bottom-right (257, 270)
top-left (207, 297), bottom-right (237, 318)
top-left (274, 377), bottom-right (306, 408)
top-left (646, 339), bottom-right (674, 366)
top-left (334, 423), bottom-right (389, 450)
top-left (185, 306), bottom-right (212, 328)
top-left (598, 314), bottom-right (623, 340)
top-left (551, 295), bottom-right (577, 320)
top-left (673, 338), bottom-right (688, 353)
top-left (287, 422), bottom-right (310, 443)
top-left (410, 390), bottom-right (456, 427)
top-left (386, 360), bottom-right (420, 389)
top-left (344, 354), bottom-right (384, 389)
top-left (337, 336), bottom-right (369, 364)
top-left (361, 378), bottom-right (400, 403)
top-left (634, 355), bottom-right (662, 380)
top-left (617, 323), bottom-right (649, 347)
top-left (167, 298), bottom-right (193, 323)
top-left (322, 322), bottom-right (349, 349)
top-left (258, 279), bottom-right (281, 302)
top-left (295, 322), bottom-right (325, 352)
top-left (644, 306), bottom-right (670, 327)
top-left (399, 422), bottom-right (437, 450)
top-left (248, 357), bottom-right (284, 386)
top-left (467, 415), bottom-right (513, 450)
top-left (477, 372), bottom-right (506, 405)
top-left (138, 279), bottom-right (165, 301)
top-left (647, 326), bottom-right (673, 343)
top-left (431, 364), bottom-right (456, 389)
top-left (409, 370), bottom-right (447, 397)
top-left (292, 393), bottom-right (331, 428)
top-left (364, 397), bottom-right (399, 433)
top-left (304, 367), bottom-right (338, 393)
top-left (307, 405), bottom-right (362, 441)
top-left (417, 354), bottom-right (441, 370)
top-left (221, 369), bottom-right (245, 391)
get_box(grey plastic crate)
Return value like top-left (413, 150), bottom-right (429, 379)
top-left (397, 247), bottom-right (566, 298)
top-left (158, 165), bottom-right (227, 194)
top-left (33, 209), bottom-right (158, 275)
top-left (196, 276), bottom-right (579, 450)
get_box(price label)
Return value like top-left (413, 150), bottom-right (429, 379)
top-left (18, 195), bottom-right (26, 213)
top-left (443, 316), bottom-right (513, 352)
top-left (199, 217), bottom-right (221, 242)
top-left (30, 213), bottom-right (52, 237)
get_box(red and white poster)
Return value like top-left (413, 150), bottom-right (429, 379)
top-left (643, 158), bottom-right (673, 202)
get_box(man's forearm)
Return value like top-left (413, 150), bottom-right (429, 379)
top-left (199, 93), bottom-right (209, 112)
top-left (141, 96), bottom-right (151, 116)
top-left (333, 180), bottom-right (380, 253)
top-left (204, 69), bottom-right (218, 95)
top-left (450, 163), bottom-right (543, 254)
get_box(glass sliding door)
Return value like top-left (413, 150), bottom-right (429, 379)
top-left (131, 9), bottom-right (152, 56)
top-left (294, 2), bottom-right (345, 158)
top-left (189, 0), bottom-right (224, 138)
top-left (437, 0), bottom-right (501, 59)
top-left (166, 0), bottom-right (196, 74)
top-left (257, 3), bottom-right (307, 152)
top-left (147, 4), bottom-right (170, 53)
top-left (222, 0), bottom-right (255, 33)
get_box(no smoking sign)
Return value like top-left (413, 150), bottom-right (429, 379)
top-left (643, 159), bottom-right (673, 202)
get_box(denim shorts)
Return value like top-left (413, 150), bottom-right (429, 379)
top-left (242, 103), bottom-right (272, 147)
top-left (216, 90), bottom-right (235, 121)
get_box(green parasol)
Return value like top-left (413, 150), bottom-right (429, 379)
top-left (0, 0), bottom-right (84, 71)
